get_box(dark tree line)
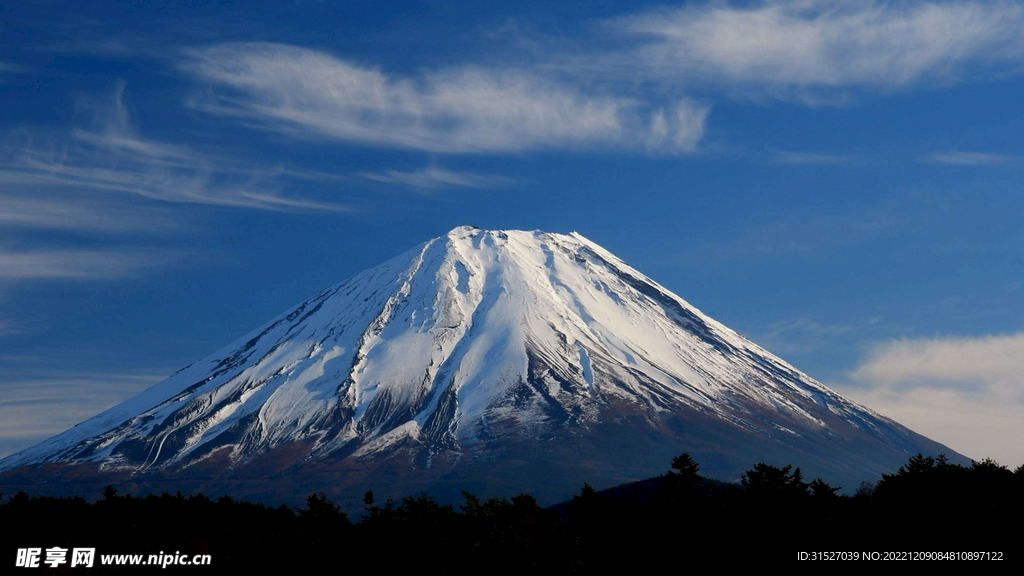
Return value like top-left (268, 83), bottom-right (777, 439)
top-left (2, 453), bottom-right (1021, 572)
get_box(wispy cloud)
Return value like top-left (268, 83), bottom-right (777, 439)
top-left (768, 149), bottom-right (856, 165)
top-left (852, 333), bottom-right (1024, 390)
top-left (609, 1), bottom-right (1024, 100)
top-left (0, 194), bottom-right (175, 233)
top-left (0, 248), bottom-right (176, 280)
top-left (844, 332), bottom-right (1024, 465)
top-left (752, 317), bottom-right (855, 355)
top-left (0, 319), bottom-right (18, 337)
top-left (681, 200), bottom-right (912, 260)
top-left (359, 166), bottom-right (516, 191)
top-left (0, 82), bottom-right (348, 213)
top-left (180, 42), bottom-right (709, 154)
top-left (0, 371), bottom-right (164, 459)
top-left (839, 384), bottom-right (1024, 466)
top-left (926, 150), bottom-right (1016, 165)
top-left (43, 34), bottom-right (161, 59)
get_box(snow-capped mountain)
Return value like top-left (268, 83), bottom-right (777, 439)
top-left (0, 227), bottom-right (959, 503)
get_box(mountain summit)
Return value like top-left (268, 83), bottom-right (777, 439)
top-left (0, 227), bottom-right (958, 504)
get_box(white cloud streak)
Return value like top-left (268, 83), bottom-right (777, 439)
top-left (0, 372), bottom-right (163, 459)
top-left (180, 42), bottom-right (709, 154)
top-left (0, 195), bottom-right (175, 233)
top-left (853, 333), bottom-right (1024, 390)
top-left (927, 150), bottom-right (1016, 165)
top-left (769, 149), bottom-right (856, 164)
top-left (0, 82), bottom-right (348, 213)
top-left (359, 166), bottom-right (516, 191)
top-left (0, 248), bottom-right (175, 280)
top-left (612, 1), bottom-right (1024, 97)
top-left (846, 333), bottom-right (1024, 466)
top-left (752, 317), bottom-right (855, 355)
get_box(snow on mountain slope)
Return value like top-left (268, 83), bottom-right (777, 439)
top-left (0, 227), bottom-right (938, 479)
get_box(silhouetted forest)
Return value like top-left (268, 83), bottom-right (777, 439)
top-left (3, 453), bottom-right (1020, 572)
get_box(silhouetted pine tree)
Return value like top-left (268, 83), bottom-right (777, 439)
top-left (809, 478), bottom-right (840, 499)
top-left (297, 492), bottom-right (349, 524)
top-left (670, 453), bottom-right (700, 485)
top-left (788, 467), bottom-right (809, 497)
top-left (741, 463), bottom-right (796, 494)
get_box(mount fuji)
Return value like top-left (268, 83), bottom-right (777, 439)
top-left (0, 226), bottom-right (960, 506)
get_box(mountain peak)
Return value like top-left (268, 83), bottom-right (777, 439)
top-left (447, 224), bottom-right (481, 235)
top-left (0, 228), bottom-right (958, 502)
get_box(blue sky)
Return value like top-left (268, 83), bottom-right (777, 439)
top-left (1, 0), bottom-right (1022, 466)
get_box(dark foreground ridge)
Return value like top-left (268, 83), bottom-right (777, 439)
top-left (2, 453), bottom-right (1020, 572)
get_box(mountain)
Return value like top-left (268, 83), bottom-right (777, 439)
top-left (0, 226), bottom-right (961, 508)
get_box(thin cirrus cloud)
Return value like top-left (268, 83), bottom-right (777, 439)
top-left (0, 319), bottom-right (17, 337)
top-left (0, 371), bottom-right (164, 459)
top-left (679, 199), bottom-right (913, 261)
top-left (610, 0), bottom-right (1024, 97)
top-left (0, 248), bottom-right (176, 281)
top-left (0, 195), bottom-right (176, 233)
top-left (359, 166), bottom-right (517, 191)
top-left (0, 82), bottom-right (348, 215)
top-left (845, 333), bottom-right (1024, 465)
top-left (0, 82), bottom-right (353, 286)
top-left (926, 151), bottom-right (1017, 165)
top-left (179, 42), bottom-right (710, 155)
top-left (751, 317), bottom-right (856, 355)
top-left (768, 149), bottom-right (856, 165)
